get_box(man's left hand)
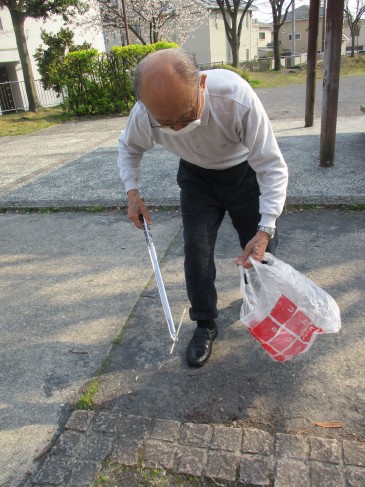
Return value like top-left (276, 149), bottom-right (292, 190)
top-left (234, 231), bottom-right (270, 268)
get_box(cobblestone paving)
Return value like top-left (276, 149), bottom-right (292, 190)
top-left (31, 411), bottom-right (365, 486)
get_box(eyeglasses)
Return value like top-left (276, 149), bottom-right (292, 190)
top-left (148, 87), bottom-right (201, 129)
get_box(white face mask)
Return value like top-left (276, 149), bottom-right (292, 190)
top-left (160, 118), bottom-right (201, 136)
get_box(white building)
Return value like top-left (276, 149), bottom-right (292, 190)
top-left (182, 0), bottom-right (259, 65)
top-left (343, 18), bottom-right (365, 53)
top-left (0, 6), bottom-right (106, 112)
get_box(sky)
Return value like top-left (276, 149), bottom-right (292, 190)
top-left (251, 0), bottom-right (362, 23)
top-left (252, 0), bottom-right (309, 23)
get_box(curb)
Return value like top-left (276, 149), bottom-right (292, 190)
top-left (29, 411), bottom-right (365, 486)
top-left (1, 201), bottom-right (365, 213)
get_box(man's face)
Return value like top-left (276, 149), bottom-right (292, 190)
top-left (140, 74), bottom-right (206, 131)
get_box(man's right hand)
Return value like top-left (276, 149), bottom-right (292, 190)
top-left (127, 189), bottom-right (152, 229)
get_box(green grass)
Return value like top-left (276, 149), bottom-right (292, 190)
top-left (252, 54), bottom-right (365, 89)
top-left (73, 379), bottom-right (100, 410)
top-left (73, 355), bottom-right (112, 411)
top-left (0, 106), bottom-right (75, 137)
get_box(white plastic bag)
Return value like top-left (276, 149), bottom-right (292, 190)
top-left (240, 253), bottom-right (341, 362)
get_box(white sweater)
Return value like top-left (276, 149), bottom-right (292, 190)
top-left (117, 69), bottom-right (288, 228)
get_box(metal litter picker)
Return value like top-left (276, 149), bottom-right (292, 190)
top-left (140, 216), bottom-right (184, 352)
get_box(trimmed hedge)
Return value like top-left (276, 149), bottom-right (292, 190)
top-left (57, 42), bottom-right (178, 115)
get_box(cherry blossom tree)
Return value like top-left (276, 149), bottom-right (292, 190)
top-left (96, 0), bottom-right (209, 45)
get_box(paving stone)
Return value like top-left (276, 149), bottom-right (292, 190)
top-left (65, 410), bottom-right (95, 432)
top-left (111, 439), bottom-right (142, 466)
top-left (210, 425), bottom-right (242, 452)
top-left (174, 446), bottom-right (207, 476)
top-left (33, 456), bottom-right (71, 485)
top-left (68, 460), bottom-right (102, 486)
top-left (274, 458), bottom-right (310, 487)
top-left (142, 440), bottom-right (176, 469)
top-left (205, 450), bottom-right (238, 482)
top-left (239, 455), bottom-right (272, 486)
top-left (116, 414), bottom-right (152, 441)
top-left (242, 428), bottom-right (273, 456)
top-left (51, 431), bottom-right (83, 457)
top-left (150, 419), bottom-right (181, 442)
top-left (311, 464), bottom-right (346, 487)
top-left (78, 432), bottom-right (112, 461)
top-left (275, 433), bottom-right (309, 460)
top-left (345, 467), bottom-right (365, 487)
top-left (92, 412), bottom-right (121, 433)
top-left (343, 440), bottom-right (365, 467)
top-left (309, 436), bottom-right (340, 464)
top-left (179, 423), bottom-right (212, 448)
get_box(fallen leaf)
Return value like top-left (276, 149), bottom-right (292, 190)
top-left (315, 421), bottom-right (344, 428)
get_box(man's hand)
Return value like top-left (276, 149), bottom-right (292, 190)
top-left (234, 231), bottom-right (270, 268)
top-left (127, 189), bottom-right (152, 229)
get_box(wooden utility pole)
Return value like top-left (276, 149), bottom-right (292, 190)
top-left (120, 0), bottom-right (130, 45)
top-left (320, 0), bottom-right (345, 167)
top-left (321, 0), bottom-right (327, 53)
top-left (305, 0), bottom-right (320, 127)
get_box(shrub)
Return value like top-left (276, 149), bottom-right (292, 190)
top-left (53, 42), bottom-right (179, 115)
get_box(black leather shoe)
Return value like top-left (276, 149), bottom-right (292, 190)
top-left (187, 322), bottom-right (218, 367)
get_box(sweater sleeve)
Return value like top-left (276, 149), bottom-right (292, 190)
top-left (242, 87), bottom-right (288, 228)
top-left (117, 103), bottom-right (154, 193)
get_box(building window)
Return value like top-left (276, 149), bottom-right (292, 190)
top-left (246, 15), bottom-right (249, 29)
top-left (214, 13), bottom-right (219, 29)
top-left (246, 49), bottom-right (250, 60)
top-left (259, 32), bottom-right (266, 40)
top-left (0, 17), bottom-right (3, 30)
top-left (288, 33), bottom-right (301, 40)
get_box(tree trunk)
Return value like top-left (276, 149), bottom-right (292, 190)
top-left (231, 35), bottom-right (240, 67)
top-left (351, 30), bottom-right (355, 57)
top-left (305, 0), bottom-right (320, 127)
top-left (9, 9), bottom-right (40, 112)
top-left (232, 14), bottom-right (239, 67)
top-left (273, 28), bottom-right (281, 70)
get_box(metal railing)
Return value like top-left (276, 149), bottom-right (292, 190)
top-left (0, 79), bottom-right (64, 114)
top-left (199, 53), bottom-right (309, 73)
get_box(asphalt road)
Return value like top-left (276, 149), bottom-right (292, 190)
top-left (256, 74), bottom-right (365, 119)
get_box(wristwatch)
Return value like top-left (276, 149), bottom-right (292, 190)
top-left (258, 225), bottom-right (275, 239)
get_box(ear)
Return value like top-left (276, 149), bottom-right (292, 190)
top-left (200, 73), bottom-right (207, 90)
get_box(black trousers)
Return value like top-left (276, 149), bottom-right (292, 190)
top-left (177, 159), bottom-right (278, 322)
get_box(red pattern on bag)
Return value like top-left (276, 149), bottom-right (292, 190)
top-left (249, 295), bottom-right (321, 361)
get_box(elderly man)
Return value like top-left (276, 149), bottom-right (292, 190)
top-left (118, 48), bottom-right (288, 367)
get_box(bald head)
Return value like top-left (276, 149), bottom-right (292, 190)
top-left (133, 49), bottom-right (200, 100)
top-left (133, 49), bottom-right (204, 130)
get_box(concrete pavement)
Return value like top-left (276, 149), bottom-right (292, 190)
top-left (0, 116), bottom-right (364, 208)
top-left (0, 78), bottom-right (364, 486)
